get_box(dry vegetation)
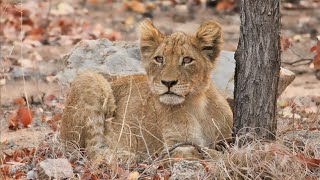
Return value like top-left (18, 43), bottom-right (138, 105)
top-left (1, 0), bottom-right (320, 179)
top-left (2, 130), bottom-right (320, 179)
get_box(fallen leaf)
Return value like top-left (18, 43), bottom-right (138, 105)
top-left (46, 94), bottom-right (56, 101)
top-left (47, 120), bottom-right (58, 131)
top-left (0, 165), bottom-right (10, 177)
top-left (128, 1), bottom-right (146, 13)
top-left (81, 171), bottom-right (98, 180)
top-left (124, 16), bottom-right (135, 26)
top-left (200, 161), bottom-right (209, 172)
top-left (14, 98), bottom-right (26, 106)
top-left (25, 27), bottom-right (45, 41)
top-left (87, 0), bottom-right (98, 4)
top-left (7, 111), bottom-right (18, 129)
top-left (6, 4), bottom-right (30, 17)
top-left (53, 113), bottom-right (62, 122)
top-left (17, 107), bottom-right (33, 127)
top-left (309, 127), bottom-right (319, 131)
top-left (14, 169), bottom-right (24, 179)
top-left (216, 0), bottom-right (235, 11)
top-left (51, 2), bottom-right (75, 15)
top-left (41, 114), bottom-right (47, 122)
top-left (163, 169), bottom-right (171, 180)
top-left (1, 138), bottom-right (8, 145)
top-left (127, 171), bottom-right (139, 180)
top-left (172, 154), bottom-right (183, 159)
top-left (280, 36), bottom-right (292, 51)
top-left (107, 31), bottom-right (121, 41)
top-left (310, 45), bottom-right (317, 52)
top-left (296, 153), bottom-right (320, 169)
top-left (313, 53), bottom-right (320, 69)
top-left (305, 176), bottom-right (317, 180)
top-left (152, 174), bottom-right (161, 180)
top-left (46, 75), bottom-right (57, 83)
top-left (310, 39), bottom-right (320, 69)
top-left (278, 106), bottom-right (301, 119)
top-left (277, 99), bottom-right (289, 108)
top-left (146, 2), bottom-right (156, 11)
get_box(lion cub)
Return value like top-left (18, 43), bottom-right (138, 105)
top-left (60, 19), bottom-right (233, 161)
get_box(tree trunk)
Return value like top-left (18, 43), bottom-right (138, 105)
top-left (233, 0), bottom-right (281, 141)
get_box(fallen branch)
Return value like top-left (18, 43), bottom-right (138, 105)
top-left (282, 58), bottom-right (313, 66)
top-left (282, 47), bottom-right (314, 66)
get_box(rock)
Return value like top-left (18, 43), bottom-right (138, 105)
top-left (277, 68), bottom-right (296, 97)
top-left (57, 39), bottom-right (144, 85)
top-left (169, 160), bottom-right (206, 180)
top-left (38, 158), bottom-right (73, 179)
top-left (27, 170), bottom-right (37, 180)
top-left (284, 130), bottom-right (320, 152)
top-left (57, 39), bottom-right (295, 99)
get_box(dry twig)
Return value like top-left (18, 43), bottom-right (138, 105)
top-left (282, 58), bottom-right (313, 66)
top-left (155, 142), bottom-right (205, 162)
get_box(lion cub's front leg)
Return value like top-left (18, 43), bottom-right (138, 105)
top-left (162, 122), bottom-right (206, 160)
top-left (60, 71), bottom-right (116, 161)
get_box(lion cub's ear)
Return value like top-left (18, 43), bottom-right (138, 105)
top-left (139, 19), bottom-right (164, 60)
top-left (195, 21), bottom-right (222, 63)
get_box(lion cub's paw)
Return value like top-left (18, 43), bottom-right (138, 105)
top-left (171, 146), bottom-right (203, 160)
top-left (201, 147), bottom-right (223, 159)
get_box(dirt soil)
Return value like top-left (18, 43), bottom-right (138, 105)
top-left (0, 0), bottom-right (320, 178)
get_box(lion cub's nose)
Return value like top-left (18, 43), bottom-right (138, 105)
top-left (161, 80), bottom-right (178, 88)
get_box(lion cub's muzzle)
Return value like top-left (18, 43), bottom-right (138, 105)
top-left (152, 80), bottom-right (190, 105)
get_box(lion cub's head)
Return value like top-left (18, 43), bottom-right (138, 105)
top-left (139, 19), bottom-right (222, 105)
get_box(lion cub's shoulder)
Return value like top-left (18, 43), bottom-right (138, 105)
top-left (111, 75), bottom-right (150, 98)
top-left (111, 74), bottom-right (147, 86)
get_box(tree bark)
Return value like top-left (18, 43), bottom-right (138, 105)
top-left (233, 0), bottom-right (281, 141)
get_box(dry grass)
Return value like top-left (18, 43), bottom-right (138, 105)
top-left (2, 102), bottom-right (319, 179)
top-left (2, 104), bottom-right (319, 179)
top-left (206, 133), bottom-right (320, 179)
top-left (18, 130), bottom-right (318, 179)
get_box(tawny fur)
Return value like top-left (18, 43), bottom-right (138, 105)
top-left (60, 19), bottom-right (233, 161)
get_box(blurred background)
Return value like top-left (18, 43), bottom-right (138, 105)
top-left (1, 0), bottom-right (320, 101)
top-left (0, 0), bottom-right (319, 154)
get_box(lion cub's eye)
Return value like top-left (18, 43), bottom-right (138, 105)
top-left (154, 56), bottom-right (164, 64)
top-left (182, 57), bottom-right (193, 64)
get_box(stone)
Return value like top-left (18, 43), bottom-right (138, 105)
top-left (57, 39), bottom-right (295, 99)
top-left (169, 160), bottom-right (206, 180)
top-left (277, 68), bottom-right (296, 97)
top-left (38, 158), bottom-right (73, 179)
top-left (27, 170), bottom-right (37, 180)
top-left (284, 130), bottom-right (320, 153)
top-left (57, 39), bottom-right (144, 85)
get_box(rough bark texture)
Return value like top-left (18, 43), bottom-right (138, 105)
top-left (233, 0), bottom-right (281, 140)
